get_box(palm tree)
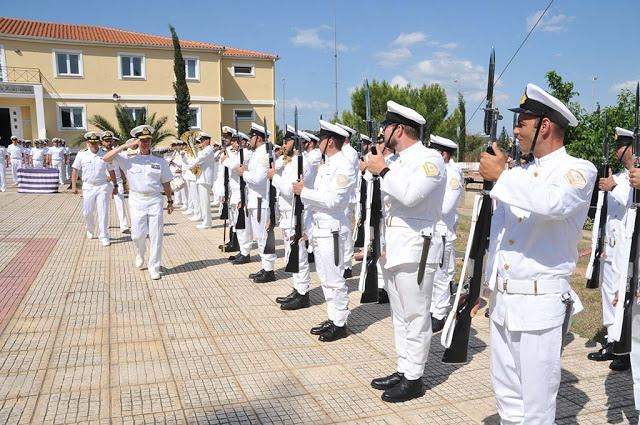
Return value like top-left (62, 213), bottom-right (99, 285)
top-left (73, 105), bottom-right (174, 147)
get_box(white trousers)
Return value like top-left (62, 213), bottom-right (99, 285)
top-left (129, 194), bottom-right (164, 273)
top-left (0, 163), bottom-right (6, 191)
top-left (197, 183), bottom-right (212, 227)
top-left (66, 163), bottom-right (72, 182)
top-left (239, 207), bottom-right (276, 271)
top-left (187, 180), bottom-right (200, 218)
top-left (10, 160), bottom-right (21, 184)
top-left (108, 182), bottom-right (129, 230)
top-left (174, 185), bottom-right (187, 206)
top-left (383, 260), bottom-right (437, 380)
top-left (343, 204), bottom-right (355, 268)
top-left (312, 233), bottom-right (349, 327)
top-left (228, 202), bottom-right (239, 232)
top-left (490, 319), bottom-right (563, 425)
top-left (33, 160), bottom-right (43, 169)
top-left (631, 299), bottom-right (640, 410)
top-left (52, 160), bottom-right (66, 184)
top-left (283, 226), bottom-right (310, 295)
top-left (601, 260), bottom-right (617, 343)
top-left (82, 183), bottom-right (110, 241)
top-left (431, 238), bottom-right (455, 320)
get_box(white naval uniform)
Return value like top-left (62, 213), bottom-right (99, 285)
top-left (0, 146), bottom-right (6, 191)
top-left (431, 160), bottom-right (463, 320)
top-left (72, 149), bottom-right (114, 242)
top-left (31, 147), bottom-right (46, 168)
top-left (222, 149), bottom-right (241, 233)
top-left (272, 154), bottom-right (312, 295)
top-left (8, 144), bottom-right (24, 184)
top-left (167, 151), bottom-right (187, 207)
top-left (213, 150), bottom-right (227, 203)
top-left (301, 151), bottom-right (357, 327)
top-left (303, 148), bottom-right (323, 251)
top-left (342, 142), bottom-right (359, 270)
top-left (241, 144), bottom-right (276, 271)
top-left (485, 147), bottom-right (596, 424)
top-left (379, 142), bottom-right (446, 381)
top-left (107, 153), bottom-right (129, 231)
top-left (49, 146), bottom-right (67, 183)
top-left (189, 145), bottom-right (216, 228)
top-left (182, 153), bottom-right (199, 216)
top-left (117, 152), bottom-right (173, 274)
top-left (64, 147), bottom-right (71, 181)
top-left (599, 170), bottom-right (631, 343)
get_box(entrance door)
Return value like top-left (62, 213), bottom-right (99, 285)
top-left (0, 108), bottom-right (10, 147)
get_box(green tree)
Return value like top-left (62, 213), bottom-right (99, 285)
top-left (497, 126), bottom-right (510, 151)
top-left (457, 92), bottom-right (467, 156)
top-left (170, 25), bottom-right (191, 137)
top-left (545, 70), bottom-right (579, 104)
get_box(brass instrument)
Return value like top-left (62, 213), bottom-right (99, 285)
top-left (180, 131), bottom-right (202, 178)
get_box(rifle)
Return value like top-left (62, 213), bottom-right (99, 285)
top-left (612, 83), bottom-right (640, 355)
top-left (220, 122), bottom-right (230, 252)
top-left (286, 107), bottom-right (304, 273)
top-left (236, 116), bottom-right (247, 230)
top-left (511, 113), bottom-right (521, 167)
top-left (358, 78), bottom-right (380, 304)
top-left (353, 125), bottom-right (367, 248)
top-left (442, 49), bottom-right (500, 364)
top-left (585, 111), bottom-right (610, 289)
top-left (264, 117), bottom-right (277, 254)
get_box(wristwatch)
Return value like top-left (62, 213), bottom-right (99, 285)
top-left (167, 200), bottom-right (174, 204)
top-left (379, 167), bottom-right (391, 178)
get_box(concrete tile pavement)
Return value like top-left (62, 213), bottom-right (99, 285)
top-left (0, 182), bottom-right (636, 424)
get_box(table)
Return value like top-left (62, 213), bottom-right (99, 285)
top-left (17, 168), bottom-right (59, 193)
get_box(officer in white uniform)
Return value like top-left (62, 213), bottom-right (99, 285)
top-left (22, 140), bottom-right (31, 169)
top-left (269, 127), bottom-right (312, 310)
top-left (293, 120), bottom-right (356, 342)
top-left (49, 138), bottom-right (67, 184)
top-left (479, 83), bottom-right (596, 424)
top-left (235, 122), bottom-right (277, 281)
top-left (71, 132), bottom-right (118, 246)
top-left (220, 130), bottom-right (242, 253)
top-left (101, 132), bottom-right (130, 233)
top-left (7, 136), bottom-right (23, 185)
top-left (167, 141), bottom-right (186, 207)
top-left (428, 134), bottom-right (463, 333)
top-left (103, 125), bottom-right (174, 280)
top-left (187, 132), bottom-right (216, 229)
top-left (366, 101), bottom-right (446, 403)
top-left (31, 140), bottom-right (46, 168)
top-left (336, 123), bottom-right (360, 278)
top-left (182, 141), bottom-right (200, 220)
top-left (0, 142), bottom-right (7, 192)
top-left (62, 140), bottom-right (71, 185)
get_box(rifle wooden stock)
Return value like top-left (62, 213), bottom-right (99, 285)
top-left (285, 154), bottom-right (304, 273)
top-left (354, 176), bottom-right (367, 248)
top-left (220, 166), bottom-right (229, 220)
top-left (236, 148), bottom-right (247, 230)
top-left (585, 190), bottom-right (607, 288)
top-left (360, 176), bottom-right (381, 304)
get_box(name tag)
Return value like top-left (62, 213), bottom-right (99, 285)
top-left (151, 164), bottom-right (160, 170)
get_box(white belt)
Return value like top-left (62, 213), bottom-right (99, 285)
top-left (496, 276), bottom-right (571, 295)
top-left (313, 218), bottom-right (340, 230)
top-left (280, 210), bottom-right (293, 219)
top-left (384, 216), bottom-right (434, 228)
top-left (130, 190), bottom-right (161, 198)
top-left (84, 180), bottom-right (107, 186)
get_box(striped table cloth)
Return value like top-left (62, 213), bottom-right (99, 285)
top-left (17, 168), bottom-right (59, 193)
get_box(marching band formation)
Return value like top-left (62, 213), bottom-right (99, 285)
top-left (9, 76), bottom-right (640, 423)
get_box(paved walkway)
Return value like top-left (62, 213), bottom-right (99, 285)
top-left (0, 182), bottom-right (637, 424)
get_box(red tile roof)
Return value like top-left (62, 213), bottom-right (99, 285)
top-left (0, 17), bottom-right (277, 59)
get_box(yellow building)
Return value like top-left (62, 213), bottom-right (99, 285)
top-left (0, 17), bottom-right (278, 147)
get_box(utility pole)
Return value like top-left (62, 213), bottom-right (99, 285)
top-left (282, 77), bottom-right (286, 129)
top-left (333, 0), bottom-right (338, 118)
top-left (591, 76), bottom-right (598, 113)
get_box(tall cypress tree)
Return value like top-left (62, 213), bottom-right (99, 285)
top-left (170, 25), bottom-right (191, 137)
top-left (457, 92), bottom-right (466, 158)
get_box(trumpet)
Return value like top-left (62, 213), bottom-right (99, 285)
top-left (180, 131), bottom-right (202, 178)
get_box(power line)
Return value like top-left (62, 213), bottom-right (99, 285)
top-left (465, 0), bottom-right (556, 128)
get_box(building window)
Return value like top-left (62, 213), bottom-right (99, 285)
top-left (189, 106), bottom-right (201, 129)
top-left (0, 44), bottom-right (6, 82)
top-left (123, 106), bottom-right (147, 121)
top-left (58, 105), bottom-right (86, 131)
top-left (118, 53), bottom-right (146, 79)
top-left (184, 56), bottom-right (200, 81)
top-left (234, 109), bottom-right (255, 121)
top-left (232, 63), bottom-right (255, 77)
top-left (53, 49), bottom-right (83, 78)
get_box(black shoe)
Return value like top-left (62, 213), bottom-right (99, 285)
top-left (484, 309), bottom-right (490, 318)
top-left (588, 343), bottom-right (615, 362)
top-left (276, 289), bottom-right (298, 304)
top-left (318, 323), bottom-right (347, 342)
top-left (219, 241), bottom-right (239, 252)
top-left (371, 372), bottom-right (404, 390)
top-left (310, 320), bottom-right (333, 335)
top-left (249, 269), bottom-right (265, 279)
top-left (381, 377), bottom-right (425, 403)
top-left (343, 268), bottom-right (353, 278)
top-left (610, 354), bottom-right (631, 371)
top-left (307, 252), bottom-right (315, 264)
top-left (281, 293), bottom-right (310, 310)
top-left (431, 316), bottom-right (446, 334)
top-left (232, 254), bottom-right (251, 265)
top-left (450, 281), bottom-right (457, 295)
top-left (254, 270), bottom-right (276, 283)
top-left (378, 288), bottom-right (389, 304)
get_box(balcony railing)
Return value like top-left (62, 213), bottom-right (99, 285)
top-left (0, 66), bottom-right (42, 84)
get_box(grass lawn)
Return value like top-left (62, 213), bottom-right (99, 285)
top-left (454, 208), bottom-right (604, 343)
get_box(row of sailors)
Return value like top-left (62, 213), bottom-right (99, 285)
top-left (2, 136), bottom-right (71, 187)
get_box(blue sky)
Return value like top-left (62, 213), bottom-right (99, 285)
top-left (5, 0), bottom-right (639, 134)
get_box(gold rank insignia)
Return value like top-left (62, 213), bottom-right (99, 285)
top-left (565, 169), bottom-right (587, 189)
top-left (520, 89), bottom-right (528, 105)
top-left (450, 177), bottom-right (461, 190)
top-left (151, 163), bottom-right (160, 169)
top-left (336, 174), bottom-right (348, 187)
top-left (260, 157), bottom-right (269, 167)
top-left (423, 161), bottom-right (440, 176)
top-left (614, 133), bottom-right (619, 141)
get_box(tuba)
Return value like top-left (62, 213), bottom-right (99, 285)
top-left (180, 131), bottom-right (202, 178)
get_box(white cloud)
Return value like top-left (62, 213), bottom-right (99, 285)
top-left (610, 80), bottom-right (639, 93)
top-left (390, 75), bottom-right (409, 88)
top-left (290, 26), bottom-right (352, 52)
top-left (374, 47), bottom-right (412, 68)
top-left (391, 31), bottom-right (426, 47)
top-left (287, 97), bottom-right (331, 111)
top-left (526, 10), bottom-right (573, 33)
top-left (441, 42), bottom-right (460, 49)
